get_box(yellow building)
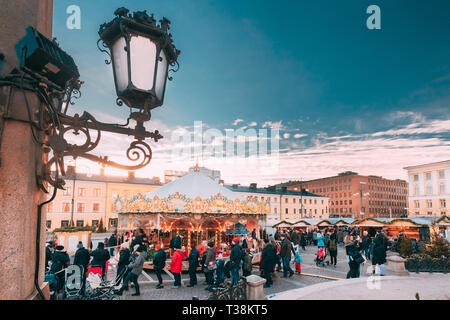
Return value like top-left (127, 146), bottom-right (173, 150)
top-left (47, 168), bottom-right (161, 231)
top-left (404, 160), bottom-right (449, 217)
top-left (225, 183), bottom-right (329, 221)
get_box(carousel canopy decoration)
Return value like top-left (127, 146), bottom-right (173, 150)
top-left (113, 171), bottom-right (270, 214)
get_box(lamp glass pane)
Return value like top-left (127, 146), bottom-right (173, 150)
top-left (130, 36), bottom-right (156, 91)
top-left (112, 37), bottom-right (129, 93)
top-left (155, 50), bottom-right (168, 101)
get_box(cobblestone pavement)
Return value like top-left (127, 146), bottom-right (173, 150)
top-left (114, 244), bottom-right (367, 300)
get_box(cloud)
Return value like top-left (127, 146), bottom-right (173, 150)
top-left (232, 119), bottom-right (244, 126)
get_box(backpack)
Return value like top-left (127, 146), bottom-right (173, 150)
top-left (329, 239), bottom-right (337, 251)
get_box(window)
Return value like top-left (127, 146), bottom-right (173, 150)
top-left (285, 208), bottom-right (289, 214)
top-left (440, 199), bottom-right (446, 208)
top-left (425, 172), bottom-right (431, 181)
top-left (261, 197), bottom-right (264, 201)
top-left (427, 212), bottom-right (433, 216)
top-left (427, 200), bottom-right (433, 209)
top-left (414, 185), bottom-right (420, 196)
top-left (77, 202), bottom-right (85, 213)
top-left (439, 171), bottom-right (445, 179)
top-left (46, 220), bottom-right (52, 229)
top-left (294, 208), bottom-right (296, 214)
top-left (63, 202), bottom-right (71, 213)
top-left (61, 220), bottom-right (69, 228)
top-left (94, 188), bottom-right (101, 197)
top-left (93, 203), bottom-right (100, 212)
top-left (274, 207), bottom-right (277, 214)
top-left (285, 198), bottom-right (288, 203)
top-left (92, 220), bottom-right (99, 227)
top-left (78, 188), bottom-right (86, 197)
top-left (349, 200), bottom-right (352, 205)
top-left (47, 202), bottom-right (53, 213)
top-left (274, 197), bottom-right (277, 203)
top-left (415, 201), bottom-right (420, 208)
top-left (426, 185), bottom-right (433, 195)
top-left (76, 220), bottom-right (84, 227)
top-left (440, 184), bottom-right (445, 194)
top-left (293, 198), bottom-right (296, 204)
top-left (64, 187), bottom-right (72, 196)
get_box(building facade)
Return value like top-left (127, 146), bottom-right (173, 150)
top-left (225, 183), bottom-right (329, 221)
top-left (283, 173), bottom-right (408, 218)
top-left (47, 168), bottom-right (161, 231)
top-left (404, 160), bottom-right (450, 217)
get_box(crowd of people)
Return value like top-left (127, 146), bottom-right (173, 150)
top-left (45, 226), bottom-right (405, 298)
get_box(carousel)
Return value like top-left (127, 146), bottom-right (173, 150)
top-left (113, 169), bottom-right (269, 257)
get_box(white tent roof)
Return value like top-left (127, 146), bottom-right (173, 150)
top-left (144, 171), bottom-right (245, 201)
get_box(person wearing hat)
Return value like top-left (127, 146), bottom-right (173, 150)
top-left (117, 245), bottom-right (147, 296)
top-left (171, 246), bottom-right (185, 289)
top-left (153, 243), bottom-right (166, 289)
top-left (203, 241), bottom-right (216, 286)
top-left (74, 241), bottom-right (90, 272)
top-left (230, 237), bottom-right (243, 285)
top-left (90, 242), bottom-right (111, 279)
top-left (50, 245), bottom-right (70, 291)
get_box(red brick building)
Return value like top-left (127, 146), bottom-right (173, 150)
top-left (284, 173), bottom-right (408, 218)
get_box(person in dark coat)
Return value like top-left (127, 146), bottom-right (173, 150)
top-left (260, 239), bottom-right (276, 288)
top-left (45, 241), bottom-right (54, 271)
top-left (291, 231), bottom-right (300, 247)
top-left (230, 238), bottom-right (242, 285)
top-left (117, 242), bottom-right (131, 281)
top-left (50, 245), bottom-right (70, 291)
top-left (108, 233), bottom-right (117, 257)
top-left (171, 233), bottom-right (184, 250)
top-left (186, 242), bottom-right (200, 287)
top-left (345, 236), bottom-right (363, 278)
top-left (328, 231), bottom-right (338, 267)
top-left (242, 249), bottom-right (253, 277)
top-left (153, 243), bottom-right (167, 289)
top-left (300, 232), bottom-right (306, 251)
top-left (372, 230), bottom-right (387, 276)
top-left (204, 241), bottom-right (216, 286)
top-left (279, 234), bottom-right (295, 278)
top-left (90, 242), bottom-right (110, 278)
top-left (74, 242), bottom-right (90, 271)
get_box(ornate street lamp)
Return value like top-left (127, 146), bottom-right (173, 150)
top-left (1, 7), bottom-right (181, 192)
top-left (98, 7), bottom-right (180, 112)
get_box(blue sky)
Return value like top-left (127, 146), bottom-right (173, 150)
top-left (52, 0), bottom-right (450, 185)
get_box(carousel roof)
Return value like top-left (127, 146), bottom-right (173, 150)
top-left (144, 171), bottom-right (246, 201)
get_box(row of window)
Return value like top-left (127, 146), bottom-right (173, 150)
top-left (413, 184), bottom-right (446, 196)
top-left (62, 187), bottom-right (103, 197)
top-left (330, 207), bottom-right (353, 214)
top-left (280, 208), bottom-right (325, 215)
top-left (369, 200), bottom-right (407, 206)
top-left (46, 219), bottom-right (99, 229)
top-left (251, 196), bottom-right (325, 205)
top-left (330, 200), bottom-right (353, 206)
top-left (414, 199), bottom-right (447, 209)
top-left (413, 171), bottom-right (445, 182)
top-left (48, 202), bottom-right (101, 213)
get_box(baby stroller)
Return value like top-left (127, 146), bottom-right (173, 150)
top-left (84, 265), bottom-right (128, 300)
top-left (314, 247), bottom-right (326, 267)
